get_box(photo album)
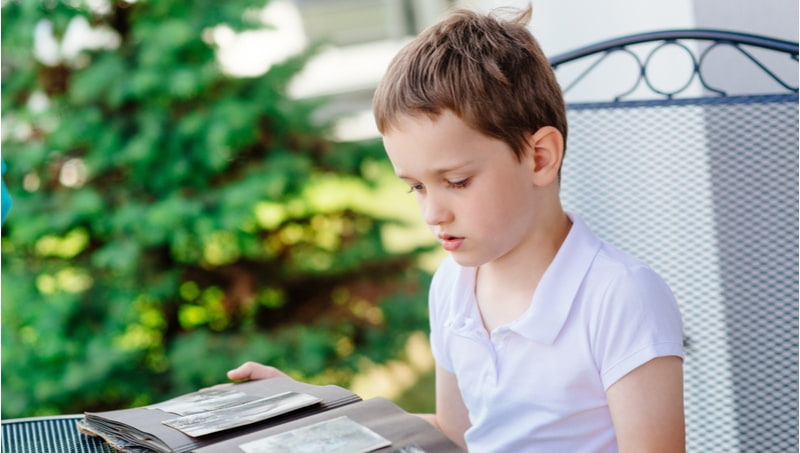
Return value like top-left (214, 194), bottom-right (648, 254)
top-left (77, 377), bottom-right (463, 453)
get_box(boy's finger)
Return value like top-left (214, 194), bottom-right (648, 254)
top-left (227, 361), bottom-right (289, 381)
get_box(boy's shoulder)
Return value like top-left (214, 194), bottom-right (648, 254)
top-left (583, 235), bottom-right (676, 316)
top-left (552, 214), bottom-right (672, 301)
top-left (565, 213), bottom-right (656, 277)
top-left (592, 239), bottom-right (663, 284)
top-left (561, 217), bottom-right (680, 339)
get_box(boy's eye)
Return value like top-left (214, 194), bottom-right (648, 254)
top-left (448, 179), bottom-right (470, 189)
top-left (407, 183), bottom-right (425, 193)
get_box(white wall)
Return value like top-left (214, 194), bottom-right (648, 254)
top-left (692, 0), bottom-right (798, 41)
top-left (467, 0), bottom-right (797, 100)
top-left (471, 0), bottom-right (797, 55)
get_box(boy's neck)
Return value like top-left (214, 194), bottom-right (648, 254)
top-left (474, 208), bottom-right (572, 332)
top-left (480, 207), bottom-right (571, 281)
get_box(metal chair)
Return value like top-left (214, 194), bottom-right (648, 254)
top-left (551, 29), bottom-right (798, 452)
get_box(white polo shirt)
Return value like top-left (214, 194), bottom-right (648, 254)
top-left (429, 213), bottom-right (684, 453)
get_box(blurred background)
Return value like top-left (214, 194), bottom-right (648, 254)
top-left (1, 0), bottom-right (796, 420)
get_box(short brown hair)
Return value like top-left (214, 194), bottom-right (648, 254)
top-left (373, 7), bottom-right (567, 161)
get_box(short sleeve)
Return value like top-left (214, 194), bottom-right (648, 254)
top-left (593, 264), bottom-right (684, 390)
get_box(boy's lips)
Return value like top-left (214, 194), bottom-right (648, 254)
top-left (438, 234), bottom-right (464, 251)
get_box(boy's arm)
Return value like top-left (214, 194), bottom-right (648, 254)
top-left (606, 356), bottom-right (685, 453)
top-left (416, 364), bottom-right (470, 451)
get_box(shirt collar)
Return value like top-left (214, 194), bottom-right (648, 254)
top-left (446, 260), bottom-right (483, 340)
top-left (510, 212), bottom-right (601, 344)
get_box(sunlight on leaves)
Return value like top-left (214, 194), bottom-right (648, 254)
top-left (278, 223), bottom-right (304, 245)
top-left (179, 305), bottom-right (210, 328)
top-left (203, 231), bottom-right (240, 266)
top-left (254, 201), bottom-right (287, 229)
top-left (36, 274), bottom-right (58, 295)
top-left (115, 324), bottom-right (162, 352)
top-left (179, 281), bottom-right (201, 301)
top-left (55, 267), bottom-right (93, 293)
top-left (310, 215), bottom-right (342, 251)
top-left (350, 299), bottom-right (384, 325)
top-left (34, 228), bottom-right (89, 258)
top-left (257, 287), bottom-right (285, 309)
top-left (177, 286), bottom-right (230, 330)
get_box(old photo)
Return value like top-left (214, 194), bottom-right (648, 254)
top-left (239, 416), bottom-right (391, 453)
top-left (162, 391), bottom-right (321, 437)
top-left (149, 387), bottom-right (257, 416)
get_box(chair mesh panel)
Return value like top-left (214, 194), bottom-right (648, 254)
top-left (561, 96), bottom-right (798, 453)
top-left (2, 416), bottom-right (115, 453)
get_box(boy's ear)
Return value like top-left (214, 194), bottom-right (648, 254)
top-left (526, 126), bottom-right (564, 186)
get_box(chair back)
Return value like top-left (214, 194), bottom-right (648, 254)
top-left (551, 30), bottom-right (799, 453)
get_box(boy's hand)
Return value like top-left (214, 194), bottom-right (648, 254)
top-left (226, 361), bottom-right (289, 381)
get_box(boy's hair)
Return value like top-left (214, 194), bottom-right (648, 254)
top-left (373, 7), bottom-right (567, 161)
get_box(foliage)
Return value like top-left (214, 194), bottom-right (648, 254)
top-left (1, 0), bottom-right (433, 418)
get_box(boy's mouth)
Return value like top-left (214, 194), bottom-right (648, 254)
top-left (438, 234), bottom-right (464, 252)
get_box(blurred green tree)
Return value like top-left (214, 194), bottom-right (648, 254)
top-left (1, 0), bottom-right (433, 418)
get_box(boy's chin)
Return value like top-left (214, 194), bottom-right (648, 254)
top-left (449, 252), bottom-right (486, 268)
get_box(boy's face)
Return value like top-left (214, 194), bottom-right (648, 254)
top-left (382, 110), bottom-right (547, 268)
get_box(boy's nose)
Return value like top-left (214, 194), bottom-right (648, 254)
top-left (422, 193), bottom-right (453, 226)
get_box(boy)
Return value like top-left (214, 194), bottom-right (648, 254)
top-left (229, 7), bottom-right (685, 452)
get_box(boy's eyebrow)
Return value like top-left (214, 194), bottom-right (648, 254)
top-left (396, 161), bottom-right (476, 180)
